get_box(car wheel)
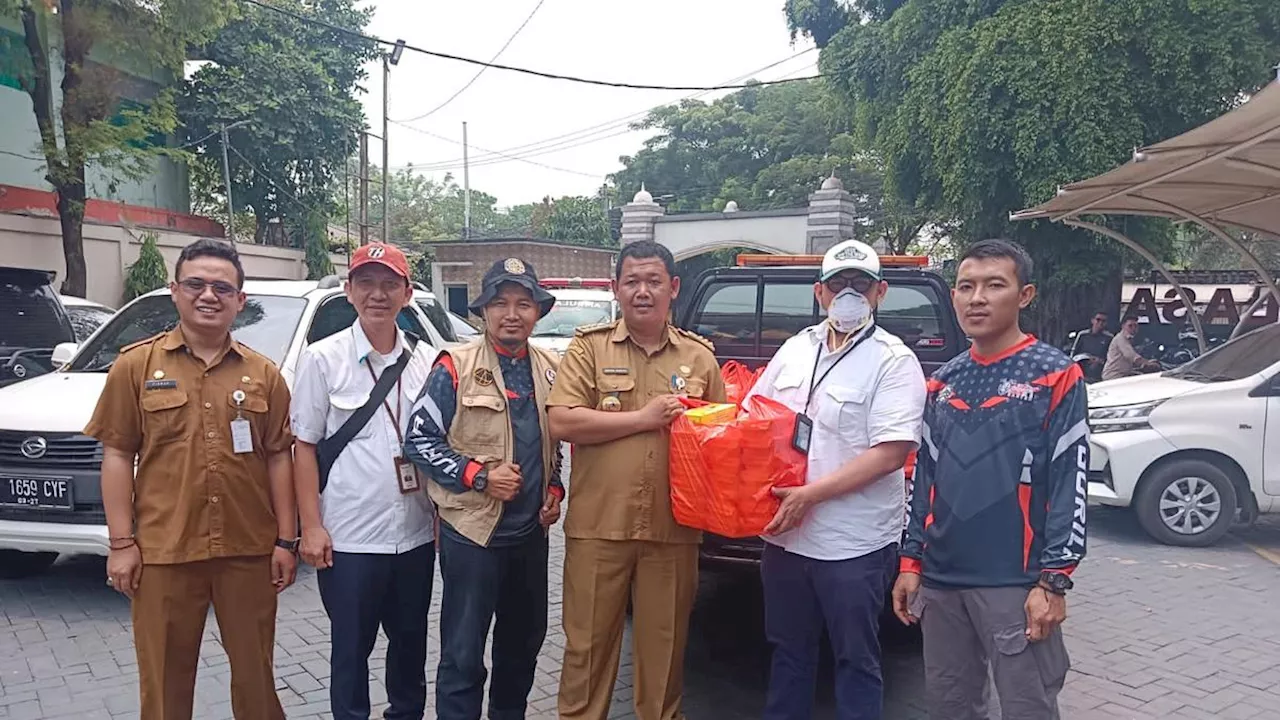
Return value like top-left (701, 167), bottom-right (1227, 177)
top-left (0, 550), bottom-right (58, 579)
top-left (1134, 459), bottom-right (1237, 547)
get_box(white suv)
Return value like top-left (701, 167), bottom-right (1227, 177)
top-left (1086, 322), bottom-right (1280, 546)
top-left (0, 277), bottom-right (442, 577)
top-left (529, 278), bottom-right (617, 356)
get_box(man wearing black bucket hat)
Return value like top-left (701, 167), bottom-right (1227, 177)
top-left (405, 257), bottom-right (564, 720)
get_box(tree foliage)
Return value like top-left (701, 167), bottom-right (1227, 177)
top-left (789, 0), bottom-right (1280, 340)
top-left (178, 0), bottom-right (376, 245)
top-left (3, 0), bottom-right (233, 296)
top-left (608, 79), bottom-right (936, 253)
top-left (123, 231), bottom-right (168, 302)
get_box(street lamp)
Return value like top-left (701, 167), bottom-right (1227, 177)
top-left (382, 40), bottom-right (406, 245)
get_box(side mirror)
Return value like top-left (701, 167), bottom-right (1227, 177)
top-left (51, 342), bottom-right (78, 368)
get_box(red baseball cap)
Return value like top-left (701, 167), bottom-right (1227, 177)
top-left (349, 242), bottom-right (410, 279)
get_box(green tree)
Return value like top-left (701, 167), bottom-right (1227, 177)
top-left (123, 231), bottom-right (168, 302)
top-left (789, 0), bottom-right (1280, 341)
top-left (350, 164), bottom-right (509, 243)
top-left (3, 0), bottom-right (232, 296)
top-left (609, 79), bottom-right (935, 253)
top-left (542, 195), bottom-right (613, 247)
top-left (178, 0), bottom-right (377, 244)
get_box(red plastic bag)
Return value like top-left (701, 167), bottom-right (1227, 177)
top-left (668, 395), bottom-right (807, 538)
top-left (721, 360), bottom-right (765, 407)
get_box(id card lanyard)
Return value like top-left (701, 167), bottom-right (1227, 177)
top-left (364, 361), bottom-right (419, 494)
top-left (792, 323), bottom-right (876, 454)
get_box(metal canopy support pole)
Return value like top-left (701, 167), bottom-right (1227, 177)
top-left (1232, 287), bottom-right (1274, 340)
top-left (1063, 219), bottom-right (1208, 353)
top-left (1126, 194), bottom-right (1280, 322)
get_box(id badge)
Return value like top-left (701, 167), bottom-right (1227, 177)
top-left (396, 456), bottom-right (420, 494)
top-left (791, 413), bottom-right (813, 455)
top-left (230, 418), bottom-right (253, 454)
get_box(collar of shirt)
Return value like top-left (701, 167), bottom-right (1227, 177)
top-left (610, 320), bottom-right (683, 351)
top-left (159, 326), bottom-right (245, 366)
top-left (351, 321), bottom-right (407, 367)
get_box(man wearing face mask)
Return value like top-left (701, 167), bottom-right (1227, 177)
top-left (744, 239), bottom-right (927, 720)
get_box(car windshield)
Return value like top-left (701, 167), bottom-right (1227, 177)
top-left (68, 294), bottom-right (307, 372)
top-left (533, 299), bottom-right (613, 338)
top-left (1164, 323), bottom-right (1280, 382)
top-left (66, 306), bottom-right (115, 342)
top-left (415, 297), bottom-right (459, 343)
top-left (0, 274), bottom-right (73, 351)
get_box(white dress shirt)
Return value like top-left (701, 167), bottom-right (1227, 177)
top-left (747, 323), bottom-right (926, 561)
top-left (291, 322), bottom-right (437, 554)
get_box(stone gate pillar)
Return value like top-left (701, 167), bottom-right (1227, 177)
top-left (619, 185), bottom-right (665, 246)
top-left (806, 175), bottom-right (865, 254)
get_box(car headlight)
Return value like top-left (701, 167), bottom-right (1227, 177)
top-left (1088, 400), bottom-right (1163, 434)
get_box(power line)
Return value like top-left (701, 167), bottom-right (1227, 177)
top-left (395, 49), bottom-right (818, 170)
top-left (396, 0), bottom-right (548, 123)
top-left (390, 121), bottom-right (604, 179)
top-left (238, 0), bottom-right (822, 91)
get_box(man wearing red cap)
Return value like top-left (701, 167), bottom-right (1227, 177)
top-left (291, 242), bottom-right (439, 720)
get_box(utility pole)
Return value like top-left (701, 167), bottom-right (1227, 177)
top-left (463, 121), bottom-right (471, 240)
top-left (220, 124), bottom-right (236, 247)
top-left (358, 131), bottom-right (369, 245)
top-left (344, 134), bottom-right (351, 255)
top-left (382, 53), bottom-right (390, 244)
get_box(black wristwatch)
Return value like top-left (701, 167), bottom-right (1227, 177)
top-left (472, 468), bottom-right (489, 493)
top-left (275, 537), bottom-right (299, 552)
top-left (1038, 571), bottom-right (1073, 595)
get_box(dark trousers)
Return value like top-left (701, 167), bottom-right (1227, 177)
top-left (317, 543), bottom-right (435, 720)
top-left (437, 530), bottom-right (549, 720)
top-left (761, 542), bottom-right (896, 720)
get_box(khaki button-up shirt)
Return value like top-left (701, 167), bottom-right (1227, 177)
top-left (548, 321), bottom-right (726, 544)
top-left (84, 327), bottom-right (293, 564)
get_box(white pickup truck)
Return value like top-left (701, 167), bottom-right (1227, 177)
top-left (0, 277), bottom-right (443, 577)
top-left (1086, 322), bottom-right (1280, 546)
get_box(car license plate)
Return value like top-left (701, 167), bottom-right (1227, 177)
top-left (0, 475), bottom-right (73, 510)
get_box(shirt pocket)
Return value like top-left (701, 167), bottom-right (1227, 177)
top-left (595, 374), bottom-right (636, 410)
top-left (459, 394), bottom-right (507, 449)
top-left (329, 392), bottom-right (376, 441)
top-left (140, 389), bottom-right (190, 446)
top-left (683, 377), bottom-right (707, 400)
top-left (227, 390), bottom-right (272, 449)
top-left (815, 384), bottom-right (870, 444)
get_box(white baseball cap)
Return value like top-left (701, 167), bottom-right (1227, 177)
top-left (820, 239), bottom-right (881, 282)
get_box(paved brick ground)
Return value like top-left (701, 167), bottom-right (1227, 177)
top-left (2, 506), bottom-right (1278, 719)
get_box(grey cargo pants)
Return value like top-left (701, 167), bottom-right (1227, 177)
top-left (918, 585), bottom-right (1069, 720)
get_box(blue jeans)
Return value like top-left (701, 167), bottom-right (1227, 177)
top-left (437, 529), bottom-right (549, 720)
top-left (317, 543), bottom-right (435, 720)
top-left (761, 542), bottom-right (896, 720)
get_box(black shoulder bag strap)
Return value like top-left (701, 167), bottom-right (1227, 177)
top-left (316, 336), bottom-right (418, 493)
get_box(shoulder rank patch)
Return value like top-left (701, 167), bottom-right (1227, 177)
top-left (119, 333), bottom-right (165, 355)
top-left (672, 327), bottom-right (715, 352)
top-left (575, 320), bottom-right (618, 337)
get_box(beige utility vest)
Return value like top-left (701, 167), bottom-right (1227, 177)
top-left (427, 337), bottom-right (560, 547)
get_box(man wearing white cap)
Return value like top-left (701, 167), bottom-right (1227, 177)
top-left (744, 239), bottom-right (927, 720)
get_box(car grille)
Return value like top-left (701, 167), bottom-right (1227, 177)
top-left (0, 431), bottom-right (103, 469)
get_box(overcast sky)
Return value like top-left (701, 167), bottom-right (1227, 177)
top-left (358, 0), bottom-right (818, 207)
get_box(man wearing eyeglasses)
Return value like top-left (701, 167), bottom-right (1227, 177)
top-left (86, 239), bottom-right (297, 718)
top-left (291, 242), bottom-right (438, 720)
top-left (743, 239), bottom-right (926, 720)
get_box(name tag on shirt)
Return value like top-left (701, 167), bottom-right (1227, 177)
top-left (230, 418), bottom-right (253, 454)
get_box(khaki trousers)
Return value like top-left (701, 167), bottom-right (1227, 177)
top-left (132, 555), bottom-right (284, 720)
top-left (557, 538), bottom-right (698, 720)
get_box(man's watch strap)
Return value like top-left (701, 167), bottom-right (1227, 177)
top-left (275, 537), bottom-right (299, 552)
top-left (472, 468), bottom-right (489, 492)
top-left (1038, 571), bottom-right (1073, 595)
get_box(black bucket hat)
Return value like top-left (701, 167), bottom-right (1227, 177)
top-left (468, 257), bottom-right (557, 319)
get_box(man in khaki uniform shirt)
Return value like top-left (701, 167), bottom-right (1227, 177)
top-left (85, 239), bottom-right (297, 719)
top-left (549, 240), bottom-right (727, 720)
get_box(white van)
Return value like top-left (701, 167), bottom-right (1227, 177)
top-left (529, 278), bottom-right (617, 356)
top-left (1086, 322), bottom-right (1280, 546)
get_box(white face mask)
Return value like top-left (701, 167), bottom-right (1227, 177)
top-left (827, 288), bottom-right (874, 334)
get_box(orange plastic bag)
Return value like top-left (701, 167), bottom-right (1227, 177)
top-left (668, 395), bottom-right (807, 538)
top-left (720, 360), bottom-right (765, 406)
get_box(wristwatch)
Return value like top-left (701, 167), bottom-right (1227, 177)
top-left (472, 468), bottom-right (489, 493)
top-left (275, 537), bottom-right (299, 552)
top-left (1038, 571), bottom-right (1073, 595)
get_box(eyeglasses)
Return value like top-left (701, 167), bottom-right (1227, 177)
top-left (824, 274), bottom-right (876, 294)
top-left (177, 278), bottom-right (239, 297)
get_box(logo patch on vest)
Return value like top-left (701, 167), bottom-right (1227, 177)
top-left (545, 368), bottom-right (556, 385)
top-left (473, 368), bottom-right (494, 386)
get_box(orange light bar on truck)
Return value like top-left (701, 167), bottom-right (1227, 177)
top-left (736, 253), bottom-right (929, 268)
top-left (540, 277), bottom-right (612, 289)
